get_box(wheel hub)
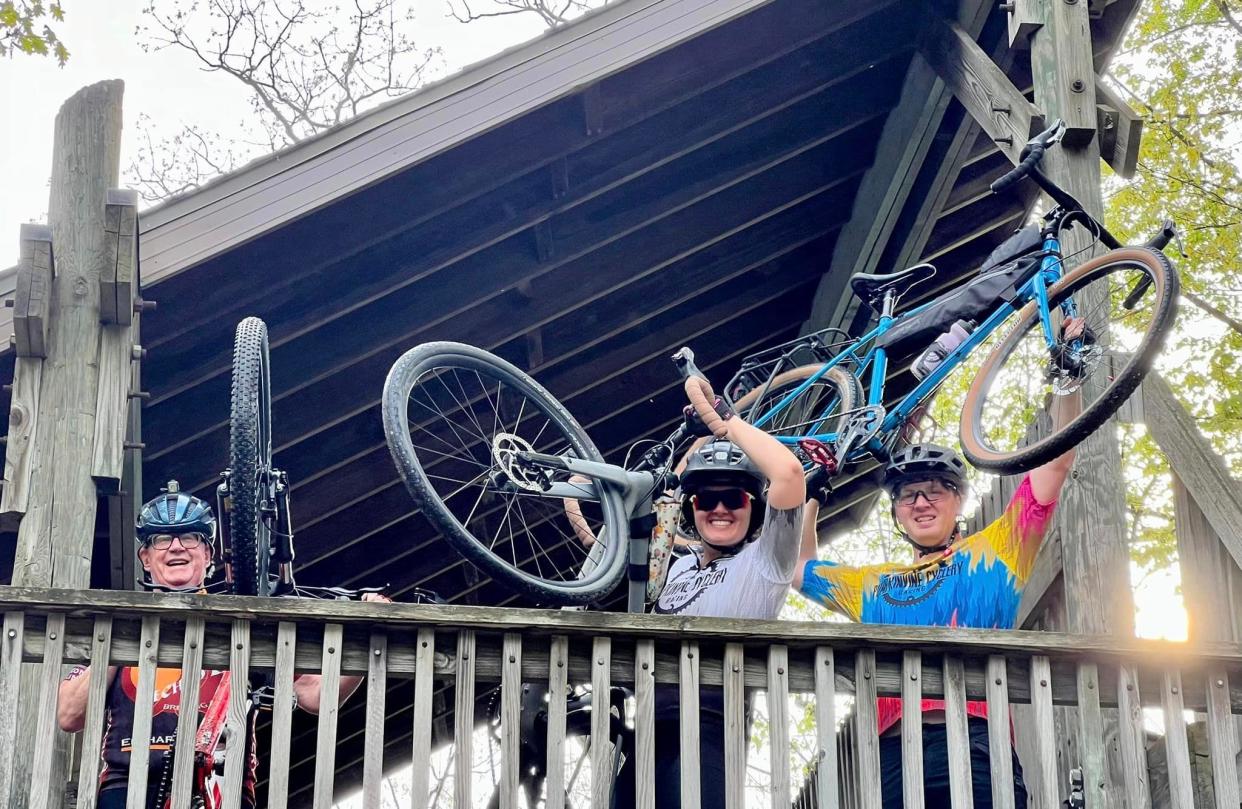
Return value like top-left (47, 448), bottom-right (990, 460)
top-left (492, 433), bottom-right (548, 492)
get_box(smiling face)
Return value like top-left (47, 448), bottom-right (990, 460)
top-left (892, 478), bottom-right (962, 550)
top-left (692, 486), bottom-right (754, 549)
top-left (138, 534), bottom-right (213, 589)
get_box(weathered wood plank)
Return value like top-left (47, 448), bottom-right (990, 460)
top-left (91, 324), bottom-right (133, 483)
top-left (680, 641), bottom-right (702, 809)
top-left (0, 611), bottom-right (25, 808)
top-left (943, 655), bottom-right (974, 809)
top-left (634, 639), bottom-right (656, 809)
top-left (814, 647), bottom-right (839, 809)
top-left (169, 617), bottom-right (205, 809)
top-left (723, 643), bottom-right (745, 809)
top-left (453, 630), bottom-right (475, 809)
top-left (223, 620), bottom-right (252, 809)
top-left (75, 615), bottom-right (113, 809)
top-left (1204, 667), bottom-right (1240, 809)
top-left (901, 651), bottom-right (925, 809)
top-left (1029, 656), bottom-right (1058, 809)
top-left (984, 656), bottom-right (1014, 809)
top-left (591, 636), bottom-right (612, 809)
top-left (1, 357), bottom-right (44, 526)
top-left (919, 14), bottom-right (1042, 165)
top-left (1029, 0), bottom-right (1097, 144)
top-left (1004, 0), bottom-right (1042, 47)
top-left (854, 650), bottom-right (881, 809)
top-left (768, 645), bottom-right (791, 807)
top-left (410, 627), bottom-right (436, 809)
top-left (266, 622), bottom-right (298, 809)
top-left (1094, 77), bottom-right (1142, 179)
top-left (499, 633), bottom-right (521, 809)
top-left (1116, 665), bottom-right (1151, 809)
top-left (361, 630), bottom-right (388, 808)
top-left (1173, 474), bottom-right (1242, 642)
top-left (13, 223), bottom-right (53, 358)
top-left (1016, 531), bottom-right (1063, 629)
top-left (125, 617), bottom-right (161, 809)
top-left (101, 189), bottom-right (137, 326)
top-left (29, 613), bottom-right (66, 809)
top-left (1161, 669), bottom-right (1196, 808)
top-left (1074, 662), bottom-right (1105, 809)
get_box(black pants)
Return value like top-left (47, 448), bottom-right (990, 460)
top-left (880, 720), bottom-right (1028, 809)
top-left (97, 785), bottom-right (256, 809)
top-left (611, 715), bottom-right (727, 808)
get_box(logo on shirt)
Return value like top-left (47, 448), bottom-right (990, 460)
top-left (653, 557), bottom-right (729, 614)
top-left (876, 558), bottom-right (961, 607)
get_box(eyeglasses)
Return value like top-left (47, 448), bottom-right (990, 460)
top-left (893, 483), bottom-right (957, 507)
top-left (691, 489), bottom-right (752, 511)
top-left (146, 534), bottom-right (206, 550)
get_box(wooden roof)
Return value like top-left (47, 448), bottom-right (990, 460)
top-left (0, 0), bottom-right (1142, 801)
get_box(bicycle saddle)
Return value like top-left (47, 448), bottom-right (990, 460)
top-left (850, 263), bottom-right (937, 309)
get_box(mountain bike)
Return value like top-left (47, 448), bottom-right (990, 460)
top-left (724, 119), bottom-right (1179, 477)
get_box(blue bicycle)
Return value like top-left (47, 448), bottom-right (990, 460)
top-left (725, 119), bottom-right (1179, 477)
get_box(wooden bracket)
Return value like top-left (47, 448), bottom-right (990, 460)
top-left (550, 157), bottom-right (569, 200)
top-left (919, 15), bottom-right (1045, 165)
top-left (533, 220), bottom-right (555, 263)
top-left (1004, 0), bottom-right (1042, 48)
top-left (13, 224), bottom-right (54, 359)
top-left (580, 84), bottom-right (603, 137)
top-left (1095, 77), bottom-right (1142, 178)
top-left (101, 189), bottom-right (138, 326)
top-left (1, 357), bottom-right (44, 529)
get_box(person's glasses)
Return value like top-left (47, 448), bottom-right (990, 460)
top-left (147, 534), bottom-right (205, 550)
top-left (894, 484), bottom-right (957, 507)
top-left (691, 489), bottom-right (752, 511)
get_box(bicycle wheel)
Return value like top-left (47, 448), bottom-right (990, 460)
top-left (382, 341), bottom-right (628, 605)
top-left (228, 317), bottom-right (275, 596)
top-left (736, 364), bottom-right (863, 447)
top-left (960, 247), bottom-right (1178, 473)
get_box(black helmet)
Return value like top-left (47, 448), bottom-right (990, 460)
top-left (136, 480), bottom-right (217, 545)
top-left (679, 440), bottom-right (767, 547)
top-left (884, 444), bottom-right (967, 495)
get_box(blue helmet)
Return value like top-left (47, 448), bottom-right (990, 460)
top-left (136, 481), bottom-right (217, 545)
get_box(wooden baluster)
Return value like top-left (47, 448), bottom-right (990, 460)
top-left (1116, 664), bottom-right (1151, 809)
top-left (1161, 668), bottom-right (1196, 808)
top-left (410, 628), bottom-right (436, 809)
top-left (634, 639), bottom-right (656, 809)
top-left (75, 615), bottom-right (113, 809)
top-left (853, 650), bottom-right (881, 809)
top-left (1204, 667), bottom-right (1240, 809)
top-left (1028, 656), bottom-right (1058, 809)
top-left (362, 630), bottom-right (389, 808)
top-left (544, 635), bottom-right (568, 809)
top-left (125, 616), bottom-right (161, 809)
top-left (590, 636), bottom-right (612, 809)
top-left (310, 623), bottom-right (344, 809)
top-left (169, 617), bottom-right (205, 809)
top-left (900, 651), bottom-right (924, 809)
top-left (1075, 662), bottom-right (1105, 809)
top-left (267, 622), bottom-right (298, 809)
top-left (454, 630), bottom-right (476, 809)
top-left (814, 646), bottom-right (839, 809)
top-left (768, 645), bottom-right (790, 808)
top-left (983, 656), bottom-right (1014, 809)
top-left (223, 620), bottom-right (252, 809)
top-left (680, 641), bottom-right (702, 809)
top-left (499, 634), bottom-right (521, 809)
top-left (942, 655), bottom-right (973, 809)
top-left (840, 711), bottom-right (857, 809)
top-left (30, 613), bottom-right (67, 809)
top-left (0, 611), bottom-right (26, 808)
top-left (723, 643), bottom-right (746, 809)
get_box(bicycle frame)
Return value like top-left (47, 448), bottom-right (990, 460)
top-left (752, 233), bottom-right (1077, 461)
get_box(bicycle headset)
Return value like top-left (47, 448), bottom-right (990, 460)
top-left (884, 444), bottom-right (969, 555)
top-left (679, 440), bottom-right (767, 553)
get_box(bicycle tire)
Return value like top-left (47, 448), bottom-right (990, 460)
top-left (736, 364), bottom-right (863, 446)
top-left (382, 341), bottom-right (629, 605)
top-left (228, 317), bottom-right (274, 597)
top-left (960, 247), bottom-right (1178, 473)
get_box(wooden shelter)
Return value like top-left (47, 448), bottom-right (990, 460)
top-left (7, 0), bottom-right (1242, 806)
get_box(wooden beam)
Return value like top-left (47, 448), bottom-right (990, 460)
top-left (0, 357), bottom-right (43, 529)
top-left (1029, 0), bottom-right (1098, 146)
top-left (1094, 76), bottom-right (1142, 178)
top-left (1004, 0), bottom-right (1043, 48)
top-left (100, 189), bottom-right (137, 326)
top-left (1172, 475), bottom-right (1242, 644)
top-left (1143, 374), bottom-right (1242, 571)
top-left (920, 14), bottom-right (1044, 165)
top-left (13, 224), bottom-right (53, 359)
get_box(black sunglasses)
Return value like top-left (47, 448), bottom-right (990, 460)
top-left (146, 533), bottom-right (206, 550)
top-left (691, 489), bottom-right (752, 511)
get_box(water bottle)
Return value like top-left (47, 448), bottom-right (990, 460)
top-left (910, 320), bottom-right (974, 380)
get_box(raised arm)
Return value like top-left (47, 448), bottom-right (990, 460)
top-left (1029, 317), bottom-right (1086, 505)
top-left (58, 665), bottom-right (117, 732)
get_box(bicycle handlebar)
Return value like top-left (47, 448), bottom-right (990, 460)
top-left (1142, 219), bottom-right (1178, 251)
top-left (989, 119), bottom-right (1067, 194)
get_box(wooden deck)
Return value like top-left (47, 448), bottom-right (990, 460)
top-left (1, 587), bottom-right (1238, 808)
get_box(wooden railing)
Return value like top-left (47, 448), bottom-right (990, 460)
top-left (2, 587), bottom-right (1241, 809)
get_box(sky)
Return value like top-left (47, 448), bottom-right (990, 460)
top-left (0, 0), bottom-right (548, 270)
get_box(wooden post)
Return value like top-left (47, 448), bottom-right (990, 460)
top-left (6, 79), bottom-right (125, 808)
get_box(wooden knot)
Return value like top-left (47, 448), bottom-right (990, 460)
top-left (73, 276), bottom-right (89, 297)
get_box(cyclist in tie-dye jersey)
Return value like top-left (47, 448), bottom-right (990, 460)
top-left (794, 318), bottom-right (1085, 809)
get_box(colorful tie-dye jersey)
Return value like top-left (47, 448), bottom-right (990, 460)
top-left (800, 474), bottom-right (1056, 731)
